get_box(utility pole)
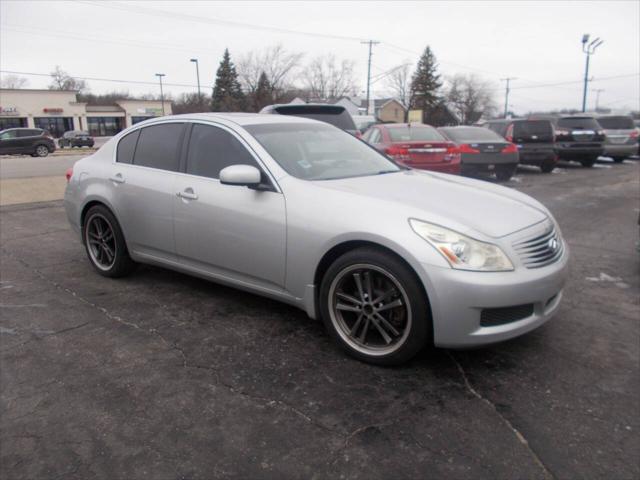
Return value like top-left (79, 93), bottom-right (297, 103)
top-left (500, 77), bottom-right (516, 118)
top-left (593, 88), bottom-right (604, 111)
top-left (155, 73), bottom-right (166, 115)
top-left (190, 58), bottom-right (201, 100)
top-left (361, 40), bottom-right (380, 115)
top-left (581, 34), bottom-right (604, 112)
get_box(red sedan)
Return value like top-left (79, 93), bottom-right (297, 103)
top-left (362, 123), bottom-right (461, 174)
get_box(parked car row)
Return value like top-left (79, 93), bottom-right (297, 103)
top-left (259, 103), bottom-right (638, 182)
top-left (0, 128), bottom-right (95, 157)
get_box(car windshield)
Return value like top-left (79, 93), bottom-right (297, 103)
top-left (388, 126), bottom-right (444, 142)
top-left (557, 117), bottom-right (600, 130)
top-left (596, 116), bottom-right (635, 129)
top-left (245, 123), bottom-right (401, 181)
top-left (440, 127), bottom-right (503, 142)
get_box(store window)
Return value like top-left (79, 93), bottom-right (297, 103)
top-left (34, 117), bottom-right (74, 138)
top-left (87, 117), bottom-right (124, 137)
top-left (131, 116), bottom-right (154, 125)
top-left (0, 118), bottom-right (28, 130)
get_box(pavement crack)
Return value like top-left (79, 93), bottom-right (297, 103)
top-left (447, 351), bottom-right (555, 480)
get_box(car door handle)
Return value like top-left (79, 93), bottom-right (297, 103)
top-left (177, 189), bottom-right (198, 200)
top-left (109, 173), bottom-right (125, 184)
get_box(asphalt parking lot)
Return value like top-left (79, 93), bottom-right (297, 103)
top-left (1, 160), bottom-right (639, 479)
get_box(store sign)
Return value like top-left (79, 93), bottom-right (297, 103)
top-left (136, 107), bottom-right (162, 116)
top-left (43, 108), bottom-right (64, 114)
top-left (0, 106), bottom-right (18, 116)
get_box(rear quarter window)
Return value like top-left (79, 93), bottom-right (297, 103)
top-left (116, 129), bottom-right (140, 164)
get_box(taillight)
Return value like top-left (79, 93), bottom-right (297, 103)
top-left (385, 146), bottom-right (410, 162)
top-left (443, 145), bottom-right (460, 163)
top-left (65, 167), bottom-right (73, 182)
top-left (629, 130), bottom-right (638, 139)
top-left (355, 131), bottom-right (363, 139)
top-left (501, 143), bottom-right (518, 154)
top-left (505, 124), bottom-right (514, 142)
top-left (457, 144), bottom-right (480, 154)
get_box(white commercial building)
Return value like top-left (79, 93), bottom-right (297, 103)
top-left (0, 89), bottom-right (172, 137)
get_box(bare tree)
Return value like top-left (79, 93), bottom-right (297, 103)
top-left (237, 44), bottom-right (303, 101)
top-left (48, 66), bottom-right (88, 93)
top-left (0, 74), bottom-right (29, 89)
top-left (445, 73), bottom-right (497, 124)
top-left (385, 63), bottom-right (411, 107)
top-left (302, 54), bottom-right (357, 100)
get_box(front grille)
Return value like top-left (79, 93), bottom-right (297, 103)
top-left (480, 304), bottom-right (534, 327)
top-left (513, 227), bottom-right (564, 268)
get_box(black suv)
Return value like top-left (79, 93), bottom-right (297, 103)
top-left (484, 118), bottom-right (557, 173)
top-left (0, 128), bottom-right (56, 157)
top-left (260, 104), bottom-right (358, 135)
top-left (59, 130), bottom-right (95, 149)
top-left (551, 115), bottom-right (605, 167)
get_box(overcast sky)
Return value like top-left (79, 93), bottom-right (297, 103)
top-left (1, 0), bottom-right (638, 114)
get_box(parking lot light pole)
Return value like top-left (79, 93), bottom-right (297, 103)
top-left (500, 77), bottom-right (516, 118)
top-left (190, 58), bottom-right (201, 100)
top-left (155, 73), bottom-right (166, 116)
top-left (581, 34), bottom-right (604, 112)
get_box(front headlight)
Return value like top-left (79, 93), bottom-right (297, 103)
top-left (409, 219), bottom-right (514, 272)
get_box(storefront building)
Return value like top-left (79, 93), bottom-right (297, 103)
top-left (0, 89), bottom-right (172, 137)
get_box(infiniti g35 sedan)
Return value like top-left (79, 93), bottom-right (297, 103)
top-left (64, 113), bottom-right (569, 365)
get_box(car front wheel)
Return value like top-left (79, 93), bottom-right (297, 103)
top-left (319, 247), bottom-right (431, 365)
top-left (83, 205), bottom-right (135, 278)
top-left (35, 145), bottom-right (49, 157)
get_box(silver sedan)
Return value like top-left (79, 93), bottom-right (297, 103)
top-left (64, 113), bottom-right (569, 365)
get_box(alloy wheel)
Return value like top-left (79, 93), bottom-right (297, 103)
top-left (328, 264), bottom-right (412, 356)
top-left (36, 145), bottom-right (49, 157)
top-left (86, 214), bottom-right (117, 270)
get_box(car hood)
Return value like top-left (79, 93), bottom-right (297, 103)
top-left (312, 169), bottom-right (549, 238)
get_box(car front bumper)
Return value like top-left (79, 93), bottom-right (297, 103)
top-left (417, 248), bottom-right (569, 348)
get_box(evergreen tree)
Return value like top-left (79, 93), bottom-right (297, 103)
top-left (252, 71), bottom-right (272, 112)
top-left (409, 46), bottom-right (442, 120)
top-left (211, 49), bottom-right (245, 111)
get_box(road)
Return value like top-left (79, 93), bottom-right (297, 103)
top-left (0, 160), bottom-right (638, 479)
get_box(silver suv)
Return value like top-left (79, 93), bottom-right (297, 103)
top-left (597, 115), bottom-right (639, 162)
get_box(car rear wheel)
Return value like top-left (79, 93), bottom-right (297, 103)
top-left (540, 159), bottom-right (557, 173)
top-left (580, 157), bottom-right (597, 167)
top-left (35, 145), bottom-right (49, 157)
top-left (319, 247), bottom-right (430, 365)
top-left (83, 205), bottom-right (135, 278)
top-left (612, 156), bottom-right (626, 163)
top-left (495, 164), bottom-right (517, 181)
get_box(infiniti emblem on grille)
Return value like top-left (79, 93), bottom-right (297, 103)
top-left (548, 238), bottom-right (559, 251)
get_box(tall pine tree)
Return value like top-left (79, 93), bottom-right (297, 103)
top-left (409, 46), bottom-right (442, 121)
top-left (252, 71), bottom-right (272, 112)
top-left (211, 49), bottom-right (245, 111)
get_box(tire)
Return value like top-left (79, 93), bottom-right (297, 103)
top-left (540, 159), bottom-right (557, 173)
top-left (580, 157), bottom-right (597, 167)
top-left (83, 205), bottom-right (136, 278)
top-left (35, 145), bottom-right (49, 157)
top-left (612, 157), bottom-right (625, 163)
top-left (495, 164), bottom-right (517, 181)
top-left (319, 247), bottom-right (431, 366)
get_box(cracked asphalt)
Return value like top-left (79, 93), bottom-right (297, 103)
top-left (1, 160), bottom-right (638, 479)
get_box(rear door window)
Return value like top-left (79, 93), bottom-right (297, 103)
top-left (116, 129), bottom-right (140, 164)
top-left (133, 123), bottom-right (184, 171)
top-left (186, 124), bottom-right (259, 179)
top-left (596, 116), bottom-right (635, 129)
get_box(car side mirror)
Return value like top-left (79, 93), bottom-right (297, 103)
top-left (219, 164), bottom-right (262, 188)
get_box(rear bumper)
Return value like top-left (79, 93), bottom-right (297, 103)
top-left (411, 163), bottom-right (461, 175)
top-left (417, 249), bottom-right (569, 348)
top-left (603, 143), bottom-right (637, 157)
top-left (556, 143), bottom-right (603, 159)
top-left (517, 146), bottom-right (556, 166)
top-left (461, 152), bottom-right (518, 167)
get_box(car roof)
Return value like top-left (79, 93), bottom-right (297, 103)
top-left (262, 103), bottom-right (347, 112)
top-left (139, 112), bottom-right (320, 127)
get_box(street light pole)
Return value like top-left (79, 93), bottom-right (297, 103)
top-left (155, 73), bottom-right (166, 115)
top-left (500, 77), bottom-right (516, 118)
top-left (593, 88), bottom-right (604, 111)
top-left (190, 58), bottom-right (201, 99)
top-left (581, 34), bottom-right (604, 112)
